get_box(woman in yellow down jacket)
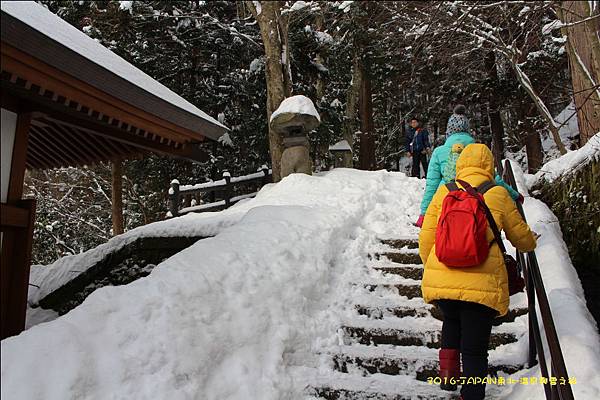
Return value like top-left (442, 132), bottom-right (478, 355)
top-left (418, 144), bottom-right (536, 400)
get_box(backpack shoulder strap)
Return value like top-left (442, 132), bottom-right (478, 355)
top-left (476, 181), bottom-right (496, 195)
top-left (456, 179), bottom-right (506, 253)
top-left (445, 181), bottom-right (460, 192)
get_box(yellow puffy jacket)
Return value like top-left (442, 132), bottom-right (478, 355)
top-left (418, 144), bottom-right (536, 316)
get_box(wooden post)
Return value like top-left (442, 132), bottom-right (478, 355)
top-left (223, 171), bottom-right (231, 208)
top-left (111, 158), bottom-right (124, 236)
top-left (184, 194), bottom-right (192, 208)
top-left (1, 199), bottom-right (36, 339)
top-left (169, 179), bottom-right (180, 218)
top-left (1, 112), bottom-right (34, 339)
top-left (261, 166), bottom-right (270, 186)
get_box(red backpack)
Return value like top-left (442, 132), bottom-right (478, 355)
top-left (435, 180), bottom-right (495, 267)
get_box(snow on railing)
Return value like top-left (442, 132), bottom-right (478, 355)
top-left (503, 159), bottom-right (575, 400)
top-left (168, 167), bottom-right (272, 217)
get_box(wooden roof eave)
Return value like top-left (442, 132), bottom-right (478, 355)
top-left (2, 77), bottom-right (210, 164)
top-left (1, 9), bottom-right (227, 141)
top-left (0, 44), bottom-right (204, 145)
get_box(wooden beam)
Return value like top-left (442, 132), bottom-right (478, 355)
top-left (1, 203), bottom-right (29, 228)
top-left (29, 125), bottom-right (78, 167)
top-left (27, 130), bottom-right (67, 168)
top-left (1, 45), bottom-right (205, 144)
top-left (0, 199), bottom-right (36, 339)
top-left (43, 121), bottom-right (99, 166)
top-left (3, 77), bottom-right (209, 165)
top-left (61, 125), bottom-right (113, 162)
top-left (41, 114), bottom-right (209, 163)
top-left (0, 89), bottom-right (20, 112)
top-left (7, 112), bottom-right (31, 202)
top-left (25, 139), bottom-right (54, 170)
top-left (24, 150), bottom-right (46, 170)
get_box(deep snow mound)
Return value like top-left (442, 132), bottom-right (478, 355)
top-left (1, 169), bottom-right (424, 400)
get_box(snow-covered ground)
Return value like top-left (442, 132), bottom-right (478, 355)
top-left (528, 132), bottom-right (600, 187)
top-left (2, 169), bottom-right (423, 400)
top-left (498, 160), bottom-right (600, 399)
top-left (3, 166), bottom-right (599, 399)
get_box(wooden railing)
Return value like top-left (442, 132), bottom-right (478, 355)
top-left (168, 167), bottom-right (272, 217)
top-left (502, 159), bottom-right (575, 400)
top-left (1, 199), bottom-right (36, 339)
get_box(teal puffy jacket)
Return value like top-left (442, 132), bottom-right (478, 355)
top-left (419, 132), bottom-right (519, 215)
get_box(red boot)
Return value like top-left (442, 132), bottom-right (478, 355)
top-left (439, 348), bottom-right (460, 391)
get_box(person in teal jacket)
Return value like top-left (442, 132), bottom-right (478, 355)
top-left (415, 105), bottom-right (523, 227)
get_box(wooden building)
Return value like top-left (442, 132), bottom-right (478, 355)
top-left (0, 2), bottom-right (227, 339)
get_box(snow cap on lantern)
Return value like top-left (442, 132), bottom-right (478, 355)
top-left (270, 95), bottom-right (320, 143)
top-left (329, 139), bottom-right (352, 168)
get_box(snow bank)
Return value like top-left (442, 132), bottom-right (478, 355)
top-left (498, 162), bottom-right (600, 400)
top-left (2, 169), bottom-right (423, 400)
top-left (27, 209), bottom-right (245, 305)
top-left (531, 132), bottom-right (600, 186)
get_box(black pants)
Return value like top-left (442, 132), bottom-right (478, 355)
top-left (437, 299), bottom-right (497, 400)
top-left (411, 151), bottom-right (429, 178)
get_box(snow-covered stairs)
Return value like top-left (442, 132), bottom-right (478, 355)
top-left (308, 238), bottom-right (529, 400)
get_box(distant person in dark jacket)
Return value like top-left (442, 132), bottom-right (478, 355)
top-left (406, 118), bottom-right (431, 178)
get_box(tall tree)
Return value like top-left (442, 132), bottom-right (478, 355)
top-left (344, 46), bottom-right (362, 168)
top-left (558, 1), bottom-right (600, 145)
top-left (246, 1), bottom-right (293, 182)
top-left (359, 58), bottom-right (376, 170)
top-left (485, 51), bottom-right (506, 167)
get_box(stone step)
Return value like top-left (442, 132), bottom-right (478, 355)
top-left (355, 305), bottom-right (528, 327)
top-left (374, 252), bottom-right (422, 265)
top-left (380, 239), bottom-right (419, 250)
top-left (311, 387), bottom-right (458, 400)
top-left (331, 345), bottom-right (524, 380)
top-left (373, 266), bottom-right (423, 280)
top-left (341, 326), bottom-right (518, 350)
top-left (356, 304), bottom-right (432, 320)
top-left (364, 284), bottom-right (423, 299)
top-left (303, 370), bottom-right (458, 400)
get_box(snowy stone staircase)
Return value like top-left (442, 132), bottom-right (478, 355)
top-left (309, 238), bottom-right (529, 400)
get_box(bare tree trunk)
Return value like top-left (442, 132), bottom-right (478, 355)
top-left (314, 13), bottom-right (326, 99)
top-left (522, 105), bottom-right (544, 173)
top-left (246, 1), bottom-right (292, 182)
top-left (485, 51), bottom-right (506, 167)
top-left (344, 47), bottom-right (363, 168)
top-left (559, 1), bottom-right (600, 146)
top-left (236, 1), bottom-right (248, 20)
top-left (512, 61), bottom-right (567, 155)
top-left (111, 159), bottom-right (124, 236)
top-left (359, 59), bottom-right (376, 170)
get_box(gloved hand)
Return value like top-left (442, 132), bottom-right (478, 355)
top-left (517, 193), bottom-right (524, 204)
top-left (415, 214), bottom-right (425, 228)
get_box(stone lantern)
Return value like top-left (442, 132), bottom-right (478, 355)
top-left (329, 139), bottom-right (352, 168)
top-left (270, 95), bottom-right (320, 178)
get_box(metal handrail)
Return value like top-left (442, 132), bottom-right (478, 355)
top-left (503, 159), bottom-right (575, 400)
